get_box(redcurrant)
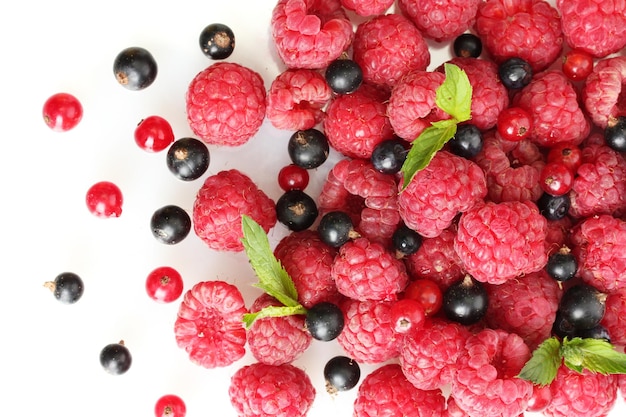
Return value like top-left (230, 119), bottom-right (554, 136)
top-left (277, 164), bottom-right (309, 191)
top-left (540, 162), bottom-right (574, 196)
top-left (526, 384), bottom-right (552, 413)
top-left (546, 143), bottom-right (582, 174)
top-left (155, 394), bottom-right (186, 417)
top-left (390, 298), bottom-right (426, 334)
top-left (146, 266), bottom-right (184, 303)
top-left (86, 181), bottom-right (123, 218)
top-left (134, 115), bottom-right (175, 152)
top-left (43, 92), bottom-right (83, 132)
top-left (403, 278), bottom-right (443, 316)
top-left (562, 49), bottom-right (594, 82)
top-left (496, 107), bottom-right (532, 142)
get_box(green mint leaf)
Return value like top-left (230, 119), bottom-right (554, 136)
top-left (517, 336), bottom-right (562, 386)
top-left (243, 305), bottom-right (308, 328)
top-left (436, 63), bottom-right (472, 122)
top-left (562, 337), bottom-right (626, 375)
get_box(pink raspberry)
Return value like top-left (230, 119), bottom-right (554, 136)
top-left (174, 280), bottom-right (247, 369)
top-left (454, 200), bottom-right (548, 285)
top-left (357, 206), bottom-right (402, 246)
top-left (192, 169), bottom-right (276, 252)
top-left (583, 56), bottom-right (626, 129)
top-left (270, 0), bottom-right (353, 69)
top-left (185, 62), bottom-right (266, 146)
top-left (352, 13), bottom-right (430, 90)
top-left (336, 298), bottom-right (401, 364)
top-left (331, 236), bottom-right (409, 301)
top-left (400, 318), bottom-right (471, 391)
top-left (317, 160), bottom-right (366, 224)
top-left (340, 0), bottom-right (394, 16)
top-left (354, 363), bottom-right (446, 417)
top-left (557, 0), bottom-right (626, 58)
top-left (601, 289), bottom-right (626, 346)
top-left (450, 329), bottom-right (533, 417)
top-left (228, 362), bottom-right (315, 417)
top-left (570, 214), bottom-right (626, 293)
top-left (513, 70), bottom-right (590, 148)
top-left (265, 68), bottom-right (332, 131)
top-left (474, 0), bottom-right (563, 72)
top-left (398, 151), bottom-right (487, 238)
top-left (342, 158), bottom-right (398, 211)
top-left (397, 0), bottom-right (481, 42)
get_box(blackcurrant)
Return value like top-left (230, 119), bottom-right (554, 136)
top-left (545, 248), bottom-right (577, 282)
top-left (551, 310), bottom-right (577, 340)
top-left (371, 138), bottom-right (409, 174)
top-left (604, 116), bottom-right (626, 153)
top-left (443, 275), bottom-right (488, 325)
top-left (453, 33), bottom-right (482, 58)
top-left (113, 46), bottom-right (158, 91)
top-left (100, 341), bottom-right (132, 375)
top-left (578, 324), bottom-right (612, 343)
top-left (275, 189), bottom-right (319, 232)
top-left (305, 301), bottom-right (344, 341)
top-left (498, 57), bottom-right (533, 90)
top-left (45, 272), bottom-right (84, 304)
top-left (324, 356), bottom-right (361, 393)
top-left (150, 205), bottom-right (191, 245)
top-left (288, 128), bottom-right (330, 169)
top-left (317, 211), bottom-right (358, 248)
top-left (199, 23), bottom-right (235, 60)
top-left (392, 224), bottom-right (422, 257)
top-left (558, 284), bottom-right (607, 330)
top-left (325, 58), bottom-right (363, 95)
top-left (449, 124), bottom-right (483, 158)
top-left (166, 137), bottom-right (210, 181)
top-left (537, 192), bottom-right (570, 221)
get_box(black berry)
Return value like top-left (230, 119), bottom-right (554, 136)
top-left (537, 192), bottom-right (570, 221)
top-left (166, 137), bottom-right (210, 181)
top-left (449, 124), bottom-right (483, 158)
top-left (545, 248), bottom-right (577, 282)
top-left (371, 138), bottom-right (409, 174)
top-left (324, 356), bottom-right (361, 393)
top-left (100, 341), bottom-right (132, 375)
top-left (325, 58), bottom-right (363, 94)
top-left (275, 189), bottom-right (319, 232)
top-left (288, 128), bottom-right (330, 169)
top-left (392, 224), bottom-right (422, 257)
top-left (305, 302), bottom-right (344, 341)
top-left (443, 275), bottom-right (488, 325)
top-left (45, 272), bottom-right (84, 304)
top-left (150, 205), bottom-right (191, 245)
top-left (453, 33), bottom-right (482, 58)
top-left (317, 211), bottom-right (358, 248)
top-left (604, 116), bottom-right (626, 153)
top-left (199, 23), bottom-right (235, 60)
top-left (558, 284), bottom-right (607, 330)
top-left (113, 46), bottom-right (158, 91)
top-left (498, 57), bottom-right (533, 90)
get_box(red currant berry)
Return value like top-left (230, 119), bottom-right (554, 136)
top-left (497, 107), bottom-right (533, 142)
top-left (85, 181), bottom-right (123, 218)
top-left (403, 279), bottom-right (443, 316)
top-left (562, 49), bottom-right (594, 82)
top-left (146, 266), bottom-right (184, 303)
top-left (546, 143), bottom-right (582, 174)
top-left (278, 164), bottom-right (309, 191)
top-left (134, 115), bottom-right (175, 152)
top-left (540, 162), bottom-right (574, 196)
top-left (526, 384), bottom-right (552, 413)
top-left (390, 298), bottom-right (426, 334)
top-left (155, 394), bottom-right (186, 417)
top-left (42, 93), bottom-right (83, 132)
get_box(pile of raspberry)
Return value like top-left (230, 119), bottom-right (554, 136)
top-left (179, 1), bottom-right (626, 416)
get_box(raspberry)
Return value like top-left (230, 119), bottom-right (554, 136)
top-left (340, 0), bottom-right (394, 16)
top-left (352, 13), bottom-right (430, 90)
top-left (570, 214), bottom-right (626, 293)
top-left (513, 70), bottom-right (590, 148)
top-left (454, 200), bottom-right (548, 285)
top-left (185, 62), bottom-right (266, 146)
top-left (583, 56), bottom-right (626, 129)
top-left (228, 362), bottom-right (315, 417)
top-left (601, 289), bottom-right (626, 346)
top-left (342, 158), bottom-right (398, 210)
top-left (174, 280), bottom-right (247, 369)
top-left (192, 169), bottom-right (276, 252)
top-left (331, 236), bottom-right (409, 301)
top-left (397, 0), bottom-right (481, 42)
top-left (557, 0), bottom-right (626, 58)
top-left (317, 160), bottom-right (366, 225)
top-left (400, 318), bottom-right (471, 391)
top-left (357, 207), bottom-right (402, 246)
top-left (270, 0), bottom-right (353, 69)
top-left (450, 329), bottom-right (533, 417)
top-left (336, 298), bottom-right (401, 364)
top-left (474, 0), bottom-right (563, 72)
top-left (543, 366), bottom-right (619, 417)
top-left (398, 151), bottom-right (487, 238)
top-left (353, 363), bottom-right (446, 417)
top-left (265, 68), bottom-right (332, 131)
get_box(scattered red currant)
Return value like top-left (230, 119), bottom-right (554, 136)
top-left (390, 298), bottom-right (426, 334)
top-left (146, 266), bottom-right (184, 303)
top-left (278, 164), bottom-right (309, 191)
top-left (155, 394), bottom-right (186, 417)
top-left (540, 162), bottom-right (574, 196)
top-left (85, 181), bottom-right (123, 218)
top-left (43, 92), bottom-right (83, 132)
top-left (547, 142), bottom-right (582, 174)
top-left (134, 115), bottom-right (175, 152)
top-left (403, 278), bottom-right (443, 316)
top-left (496, 106), bottom-right (532, 142)
top-left (562, 49), bottom-right (594, 82)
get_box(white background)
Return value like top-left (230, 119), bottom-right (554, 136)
top-left (1, 1), bottom-right (624, 416)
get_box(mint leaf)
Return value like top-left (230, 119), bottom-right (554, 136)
top-left (436, 63), bottom-right (472, 122)
top-left (562, 337), bottom-right (626, 375)
top-left (517, 337), bottom-right (562, 386)
top-left (243, 305), bottom-right (308, 328)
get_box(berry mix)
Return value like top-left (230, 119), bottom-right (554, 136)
top-left (41, 0), bottom-right (626, 416)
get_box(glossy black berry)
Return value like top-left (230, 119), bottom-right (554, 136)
top-left (498, 57), bottom-right (533, 89)
top-left (325, 58), bottom-right (363, 94)
top-left (324, 356), bottom-right (361, 393)
top-left (558, 284), bottom-right (607, 330)
top-left (317, 211), bottom-right (357, 248)
top-left (443, 275), bottom-right (488, 325)
top-left (166, 137), bottom-right (210, 181)
top-left (552, 310), bottom-right (577, 339)
top-left (545, 249), bottom-right (577, 282)
top-left (100, 341), bottom-right (132, 375)
top-left (199, 23), bottom-right (235, 60)
top-left (604, 116), bottom-right (626, 153)
top-left (113, 46), bottom-right (158, 91)
top-left (45, 272), bottom-right (84, 304)
top-left (392, 224), bottom-right (422, 257)
top-left (275, 189), bottom-right (319, 232)
top-left (449, 124), bottom-right (483, 158)
top-left (150, 205), bottom-right (191, 245)
top-left (288, 128), bottom-right (330, 169)
top-left (305, 301), bottom-right (344, 341)
top-left (578, 324), bottom-right (612, 343)
top-left (537, 192), bottom-right (570, 221)
top-left (371, 138), bottom-right (409, 174)
top-left (453, 33), bottom-right (482, 58)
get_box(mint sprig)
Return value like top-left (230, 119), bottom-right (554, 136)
top-left (240, 215), bottom-right (307, 327)
top-left (518, 336), bottom-right (626, 386)
top-left (400, 63), bottom-right (473, 189)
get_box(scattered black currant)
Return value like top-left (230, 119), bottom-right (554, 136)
top-left (498, 57), bottom-right (533, 90)
top-left (317, 211), bottom-right (359, 248)
top-left (545, 247), bottom-right (578, 283)
top-left (100, 341), bottom-right (132, 375)
top-left (551, 310), bottom-right (577, 340)
top-left (537, 192), bottom-right (570, 221)
top-left (305, 301), bottom-right (345, 341)
top-left (150, 205), bottom-right (191, 245)
top-left (113, 46), bottom-right (158, 91)
top-left (371, 137), bottom-right (409, 174)
top-left (288, 128), bottom-right (330, 169)
top-left (325, 58), bottom-right (363, 94)
top-left (275, 189), bottom-right (319, 232)
top-left (578, 323), bottom-right (612, 343)
top-left (453, 33), bottom-right (482, 58)
top-left (558, 284), bottom-right (607, 330)
top-left (449, 124), bottom-right (483, 158)
top-left (443, 275), bottom-right (488, 325)
top-left (199, 23), bottom-right (235, 60)
top-left (392, 224), bottom-right (422, 258)
top-left (604, 116), bottom-right (626, 153)
top-left (44, 272), bottom-right (84, 304)
top-left (166, 137), bottom-right (210, 181)
top-left (324, 356), bottom-right (361, 393)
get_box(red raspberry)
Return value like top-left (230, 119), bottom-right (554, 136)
top-left (185, 62), bottom-right (266, 146)
top-left (400, 318), bottom-right (471, 391)
top-left (353, 363), bottom-right (446, 417)
top-left (571, 214), bottom-right (626, 293)
top-left (397, 0), bottom-right (481, 42)
top-left (398, 151), bottom-right (487, 238)
top-left (601, 289), bottom-right (626, 346)
top-left (352, 13), bottom-right (430, 90)
top-left (342, 158), bottom-right (398, 211)
top-left (474, 0), bottom-right (563, 72)
top-left (340, 0), bottom-right (394, 16)
top-left (331, 236), bottom-right (409, 301)
top-left (246, 294), bottom-right (311, 365)
top-left (454, 200), bottom-right (548, 285)
top-left (192, 169), bottom-right (276, 252)
top-left (357, 206), bottom-right (402, 246)
top-left (513, 70), bottom-right (590, 148)
top-left (265, 68), bottom-right (332, 131)
top-left (337, 298), bottom-right (401, 364)
top-left (174, 280), bottom-right (247, 369)
top-left (543, 366), bottom-right (619, 417)
top-left (270, 0), bottom-right (353, 69)
top-left (317, 160), bottom-right (366, 224)
top-left (583, 56), bottom-right (626, 129)
top-left (450, 329), bottom-right (533, 417)
top-left (228, 362), bottom-right (315, 417)
top-left (557, 0), bottom-right (626, 58)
